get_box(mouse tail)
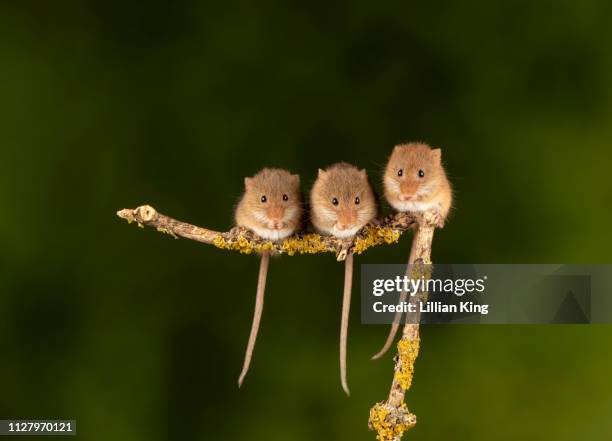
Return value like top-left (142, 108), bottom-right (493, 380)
top-left (370, 293), bottom-right (406, 360)
top-left (238, 251), bottom-right (270, 388)
top-left (340, 252), bottom-right (353, 396)
top-left (371, 233), bottom-right (420, 360)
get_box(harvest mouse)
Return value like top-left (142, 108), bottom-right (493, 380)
top-left (235, 168), bottom-right (303, 386)
top-left (371, 143), bottom-right (453, 360)
top-left (310, 163), bottom-right (378, 395)
top-left (383, 142), bottom-right (452, 227)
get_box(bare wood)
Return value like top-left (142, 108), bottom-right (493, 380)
top-left (117, 204), bottom-right (418, 261)
top-left (116, 205), bottom-right (220, 243)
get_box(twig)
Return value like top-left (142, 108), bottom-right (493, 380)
top-left (116, 204), bottom-right (417, 261)
top-left (368, 211), bottom-right (438, 441)
top-left (116, 204), bottom-right (437, 440)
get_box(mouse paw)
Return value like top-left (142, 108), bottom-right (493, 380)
top-left (426, 211), bottom-right (444, 228)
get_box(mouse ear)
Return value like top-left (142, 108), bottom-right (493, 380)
top-left (244, 177), bottom-right (253, 189)
top-left (360, 168), bottom-right (368, 177)
top-left (431, 148), bottom-right (442, 163)
top-left (318, 168), bottom-right (326, 177)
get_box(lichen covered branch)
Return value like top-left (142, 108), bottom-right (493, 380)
top-left (116, 204), bottom-right (417, 261)
top-left (117, 203), bottom-right (437, 441)
top-left (368, 212), bottom-right (437, 441)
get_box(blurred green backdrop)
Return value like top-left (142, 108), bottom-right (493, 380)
top-left (1, 1), bottom-right (611, 440)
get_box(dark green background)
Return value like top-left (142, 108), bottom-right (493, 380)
top-left (1, 1), bottom-right (611, 440)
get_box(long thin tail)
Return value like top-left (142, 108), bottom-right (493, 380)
top-left (340, 252), bottom-right (353, 396)
top-left (370, 290), bottom-right (407, 360)
top-left (238, 251), bottom-right (270, 387)
top-left (371, 227), bottom-right (419, 360)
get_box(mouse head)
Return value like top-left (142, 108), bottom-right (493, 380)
top-left (237, 168), bottom-right (302, 240)
top-left (384, 143), bottom-right (443, 209)
top-left (310, 163), bottom-right (377, 238)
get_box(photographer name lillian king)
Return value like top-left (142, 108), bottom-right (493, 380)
top-left (374, 301), bottom-right (489, 315)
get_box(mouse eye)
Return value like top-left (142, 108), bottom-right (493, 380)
top-left (282, 194), bottom-right (289, 201)
top-left (418, 170), bottom-right (425, 178)
top-left (355, 197), bottom-right (360, 205)
top-left (332, 197), bottom-right (339, 206)
top-left (397, 169), bottom-right (403, 177)
top-left (261, 195), bottom-right (267, 203)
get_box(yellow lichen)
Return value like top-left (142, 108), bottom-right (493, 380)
top-left (260, 241), bottom-right (275, 251)
top-left (408, 263), bottom-right (432, 281)
top-left (369, 401), bottom-right (416, 441)
top-left (281, 233), bottom-right (334, 255)
top-left (394, 336), bottom-right (420, 391)
top-left (212, 234), bottom-right (274, 254)
top-left (212, 226), bottom-right (402, 257)
top-left (212, 234), bottom-right (227, 249)
top-left (353, 226), bottom-right (400, 254)
top-left (156, 227), bottom-right (178, 239)
top-left (369, 336), bottom-right (420, 440)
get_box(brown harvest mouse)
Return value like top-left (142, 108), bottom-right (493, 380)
top-left (383, 142), bottom-right (452, 227)
top-left (235, 168), bottom-right (303, 387)
top-left (310, 163), bottom-right (378, 395)
top-left (371, 143), bottom-right (453, 360)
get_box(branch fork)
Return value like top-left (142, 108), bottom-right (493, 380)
top-left (116, 204), bottom-right (439, 440)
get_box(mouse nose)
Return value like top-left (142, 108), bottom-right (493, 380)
top-left (267, 206), bottom-right (284, 220)
top-left (400, 181), bottom-right (418, 200)
top-left (266, 205), bottom-right (285, 229)
top-left (337, 210), bottom-right (357, 230)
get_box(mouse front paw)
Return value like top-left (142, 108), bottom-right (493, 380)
top-left (425, 210), bottom-right (444, 228)
top-left (434, 213), bottom-right (445, 228)
top-left (422, 210), bottom-right (443, 227)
